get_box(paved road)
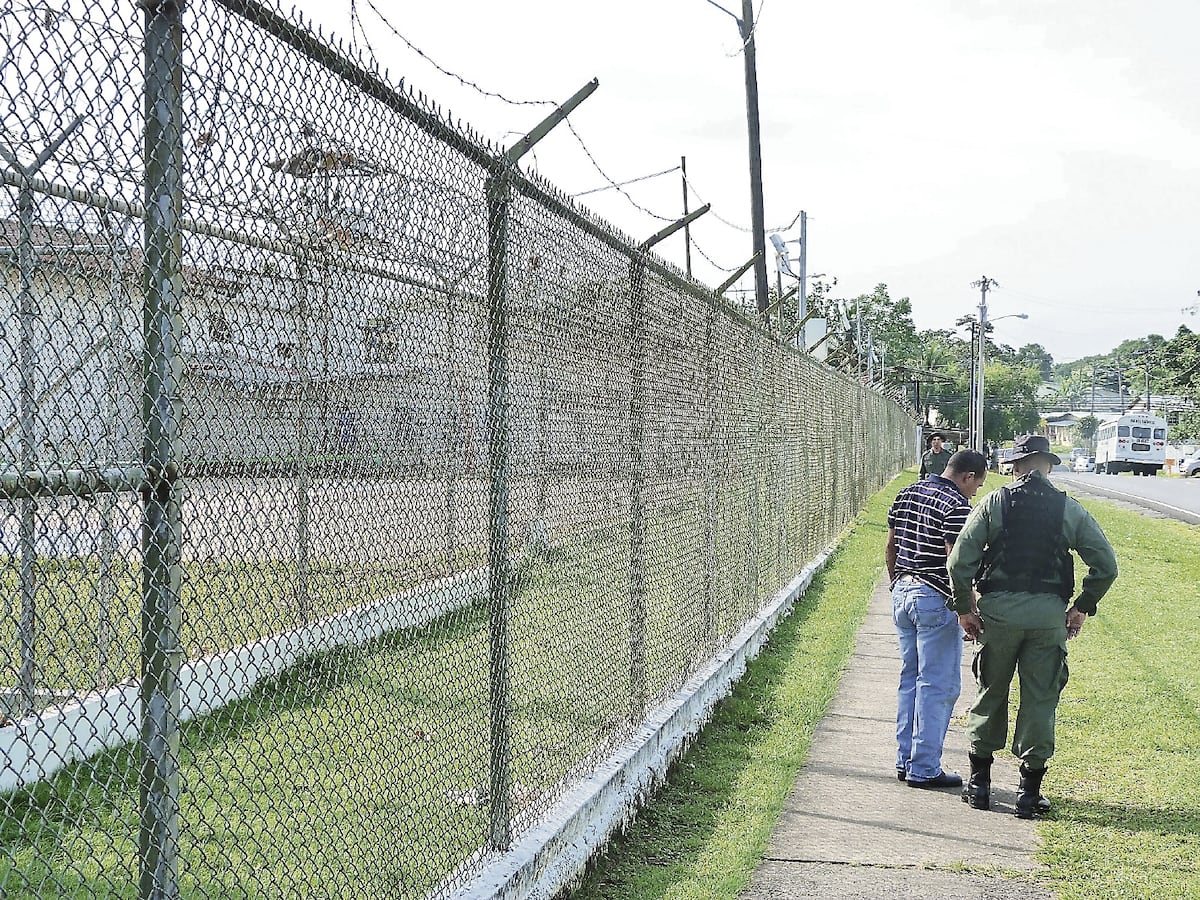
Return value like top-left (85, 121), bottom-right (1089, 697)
top-left (1051, 467), bottom-right (1200, 525)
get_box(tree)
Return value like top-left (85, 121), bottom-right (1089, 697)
top-left (822, 283), bottom-right (921, 377)
top-left (912, 332), bottom-right (971, 429)
top-left (1014, 343), bottom-right (1054, 380)
top-left (1052, 370), bottom-right (1091, 410)
top-left (1077, 414), bottom-right (1100, 445)
top-left (979, 361), bottom-right (1041, 442)
top-left (1160, 325), bottom-right (1200, 399)
top-left (1172, 411), bottom-right (1200, 442)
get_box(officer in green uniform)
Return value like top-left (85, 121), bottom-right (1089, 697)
top-left (920, 433), bottom-right (953, 478)
top-left (947, 434), bottom-right (1117, 818)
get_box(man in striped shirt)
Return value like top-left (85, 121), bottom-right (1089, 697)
top-left (886, 449), bottom-right (989, 788)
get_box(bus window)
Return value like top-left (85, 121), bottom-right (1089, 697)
top-left (1118, 426), bottom-right (1130, 437)
top-left (1154, 428), bottom-right (1166, 440)
top-left (1132, 427), bottom-right (1151, 439)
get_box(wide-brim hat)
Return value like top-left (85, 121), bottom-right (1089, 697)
top-left (1008, 434), bottom-right (1061, 465)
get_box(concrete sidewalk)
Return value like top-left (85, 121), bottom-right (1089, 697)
top-left (743, 578), bottom-right (1054, 900)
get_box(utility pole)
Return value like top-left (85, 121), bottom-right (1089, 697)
top-left (970, 275), bottom-right (999, 452)
top-left (703, 0), bottom-right (768, 312)
top-left (739, 0), bottom-right (770, 313)
top-left (798, 210), bottom-right (807, 349)
top-left (1091, 361), bottom-right (1096, 417)
top-left (680, 156), bottom-right (692, 279)
top-left (967, 320), bottom-right (978, 449)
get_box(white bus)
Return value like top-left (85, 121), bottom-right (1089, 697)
top-left (1094, 413), bottom-right (1168, 476)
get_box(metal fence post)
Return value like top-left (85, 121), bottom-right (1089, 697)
top-left (141, 2), bottom-right (184, 897)
top-left (628, 255), bottom-right (647, 722)
top-left (702, 304), bottom-right (716, 645)
top-left (1, 115), bottom-right (82, 715)
top-left (749, 343), bottom-right (763, 615)
top-left (15, 180), bottom-right (38, 714)
top-left (484, 170), bottom-right (513, 850)
top-left (444, 287), bottom-right (458, 567)
top-left (295, 267), bottom-right (311, 620)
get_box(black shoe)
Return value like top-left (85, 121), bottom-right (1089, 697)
top-left (907, 771), bottom-right (963, 789)
top-left (896, 767), bottom-right (907, 782)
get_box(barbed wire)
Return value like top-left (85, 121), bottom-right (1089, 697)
top-left (689, 235), bottom-right (742, 273)
top-left (358, 0), bottom-right (554, 108)
top-left (682, 172), bottom-right (802, 235)
top-left (341, 0), bottom-right (799, 246)
top-left (562, 120), bottom-right (675, 223)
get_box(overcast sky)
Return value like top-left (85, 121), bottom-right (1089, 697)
top-left (302, 0), bottom-right (1199, 365)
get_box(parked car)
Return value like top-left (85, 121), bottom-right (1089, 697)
top-left (997, 448), bottom-right (1015, 475)
top-left (1182, 457), bottom-right (1200, 478)
top-left (1073, 455), bottom-right (1096, 473)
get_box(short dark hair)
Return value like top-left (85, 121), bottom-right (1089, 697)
top-left (929, 432), bottom-right (945, 440)
top-left (945, 449), bottom-right (987, 479)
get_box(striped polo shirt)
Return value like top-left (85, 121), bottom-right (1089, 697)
top-left (887, 474), bottom-right (971, 598)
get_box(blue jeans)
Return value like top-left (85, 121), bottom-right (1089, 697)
top-left (892, 577), bottom-right (963, 781)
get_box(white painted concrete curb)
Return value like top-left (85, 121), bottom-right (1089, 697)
top-left (0, 567), bottom-right (486, 793)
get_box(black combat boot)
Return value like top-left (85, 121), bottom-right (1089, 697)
top-left (1015, 763), bottom-right (1048, 819)
top-left (961, 752), bottom-right (992, 810)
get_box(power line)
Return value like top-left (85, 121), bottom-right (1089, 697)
top-left (1002, 285), bottom-right (1182, 315)
top-left (346, 0), bottom-right (788, 247)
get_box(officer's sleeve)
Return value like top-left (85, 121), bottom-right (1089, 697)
top-left (946, 494), bottom-right (998, 614)
top-left (1064, 499), bottom-right (1118, 615)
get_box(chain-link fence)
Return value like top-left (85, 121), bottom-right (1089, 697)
top-left (0, 1), bottom-right (916, 896)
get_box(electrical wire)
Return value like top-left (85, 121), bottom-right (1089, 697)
top-left (572, 164), bottom-right (680, 198)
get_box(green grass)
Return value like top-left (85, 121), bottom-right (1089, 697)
top-left (570, 473), bottom-right (904, 900)
top-left (1034, 497), bottom-right (1200, 900)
